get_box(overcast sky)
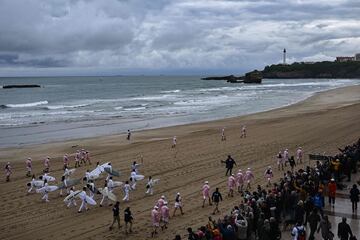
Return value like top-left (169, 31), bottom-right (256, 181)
top-left (0, 0), bottom-right (359, 76)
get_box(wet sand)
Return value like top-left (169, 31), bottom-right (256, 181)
top-left (0, 85), bottom-right (360, 240)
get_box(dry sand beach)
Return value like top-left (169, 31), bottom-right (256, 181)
top-left (1, 85), bottom-right (360, 240)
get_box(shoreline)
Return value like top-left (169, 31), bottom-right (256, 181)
top-left (1, 83), bottom-right (359, 150)
top-left (1, 85), bottom-right (359, 240)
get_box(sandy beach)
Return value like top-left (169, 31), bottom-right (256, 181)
top-left (1, 85), bottom-right (360, 240)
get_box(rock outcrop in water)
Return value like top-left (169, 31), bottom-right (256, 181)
top-left (2, 84), bottom-right (41, 89)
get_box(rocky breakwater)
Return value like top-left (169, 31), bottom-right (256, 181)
top-left (201, 70), bottom-right (262, 84)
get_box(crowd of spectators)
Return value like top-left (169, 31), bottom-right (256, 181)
top-left (174, 139), bottom-right (360, 240)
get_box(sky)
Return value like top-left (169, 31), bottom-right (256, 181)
top-left (0, 0), bottom-right (359, 77)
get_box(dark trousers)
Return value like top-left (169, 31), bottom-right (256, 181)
top-left (226, 168), bottom-right (233, 176)
top-left (352, 201), bottom-right (358, 212)
top-left (329, 196), bottom-right (335, 205)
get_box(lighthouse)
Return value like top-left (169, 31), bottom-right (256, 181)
top-left (283, 48), bottom-right (286, 65)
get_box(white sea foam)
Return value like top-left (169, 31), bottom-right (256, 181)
top-left (2, 101), bottom-right (48, 108)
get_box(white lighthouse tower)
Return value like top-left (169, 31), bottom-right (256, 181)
top-left (283, 48), bottom-right (287, 65)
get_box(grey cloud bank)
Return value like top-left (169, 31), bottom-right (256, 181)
top-left (0, 0), bottom-right (359, 76)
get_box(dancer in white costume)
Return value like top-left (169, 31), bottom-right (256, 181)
top-left (87, 180), bottom-right (96, 199)
top-left (66, 187), bottom-right (77, 208)
top-left (296, 147), bottom-right (303, 164)
top-left (78, 187), bottom-right (89, 213)
top-left (41, 179), bottom-right (49, 202)
top-left (264, 166), bottom-right (273, 187)
top-left (26, 158), bottom-right (32, 177)
top-left (131, 161), bottom-right (141, 174)
top-left (244, 168), bottom-right (254, 190)
top-left (108, 177), bottom-right (114, 192)
top-left (123, 181), bottom-right (131, 202)
top-left (202, 181), bottom-right (212, 207)
top-left (100, 182), bottom-right (111, 207)
top-left (228, 174), bottom-right (236, 197)
top-left (236, 169), bottom-right (244, 192)
top-left (130, 170), bottom-right (137, 190)
top-left (146, 176), bottom-right (154, 195)
top-left (59, 176), bottom-right (69, 196)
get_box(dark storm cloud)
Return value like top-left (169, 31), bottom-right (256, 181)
top-left (0, 0), bottom-right (359, 76)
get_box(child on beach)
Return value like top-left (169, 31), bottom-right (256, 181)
top-left (4, 162), bottom-right (12, 182)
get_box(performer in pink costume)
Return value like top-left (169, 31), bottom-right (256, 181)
top-left (151, 206), bottom-right (160, 237)
top-left (157, 195), bottom-right (166, 209)
top-left (236, 169), bottom-right (244, 193)
top-left (202, 181), bottom-right (212, 207)
top-left (161, 202), bottom-right (170, 230)
top-left (264, 166), bottom-right (273, 187)
top-left (26, 158), bottom-right (32, 177)
top-left (228, 174), bottom-right (236, 197)
top-left (296, 147), bottom-right (303, 164)
top-left (244, 168), bottom-right (254, 190)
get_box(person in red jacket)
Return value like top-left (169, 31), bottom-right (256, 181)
top-left (328, 178), bottom-right (337, 208)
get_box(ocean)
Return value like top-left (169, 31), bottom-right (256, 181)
top-left (0, 76), bottom-right (359, 147)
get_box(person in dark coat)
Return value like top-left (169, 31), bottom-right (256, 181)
top-left (350, 184), bottom-right (359, 213)
top-left (337, 217), bottom-right (353, 240)
top-left (308, 208), bottom-right (321, 240)
top-left (222, 155), bottom-right (236, 176)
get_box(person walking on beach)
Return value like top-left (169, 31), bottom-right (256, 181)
top-left (173, 192), bottom-right (184, 216)
top-left (350, 184), bottom-right (359, 213)
top-left (277, 151), bottom-right (284, 171)
top-left (151, 206), bottom-right (160, 237)
top-left (202, 181), bottom-right (212, 207)
top-left (4, 162), bottom-right (12, 182)
top-left (264, 166), bottom-right (273, 187)
top-left (328, 178), bottom-right (337, 208)
top-left (283, 149), bottom-right (289, 167)
top-left (296, 147), bottom-right (303, 164)
top-left (26, 158), bottom-right (32, 177)
top-left (44, 156), bottom-right (50, 173)
top-left (127, 129), bottom-right (131, 141)
top-left (222, 155), bottom-right (236, 176)
top-left (63, 154), bottom-right (69, 169)
top-left (212, 188), bottom-right (223, 215)
top-left (236, 169), bottom-right (244, 192)
top-left (337, 217), bottom-right (353, 240)
top-left (221, 127), bottom-right (226, 141)
top-left (172, 136), bottom-right (177, 148)
top-left (109, 201), bottom-right (121, 230)
top-left (241, 125), bottom-right (246, 138)
top-left (124, 206), bottom-right (133, 234)
top-left (123, 181), bottom-right (131, 202)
